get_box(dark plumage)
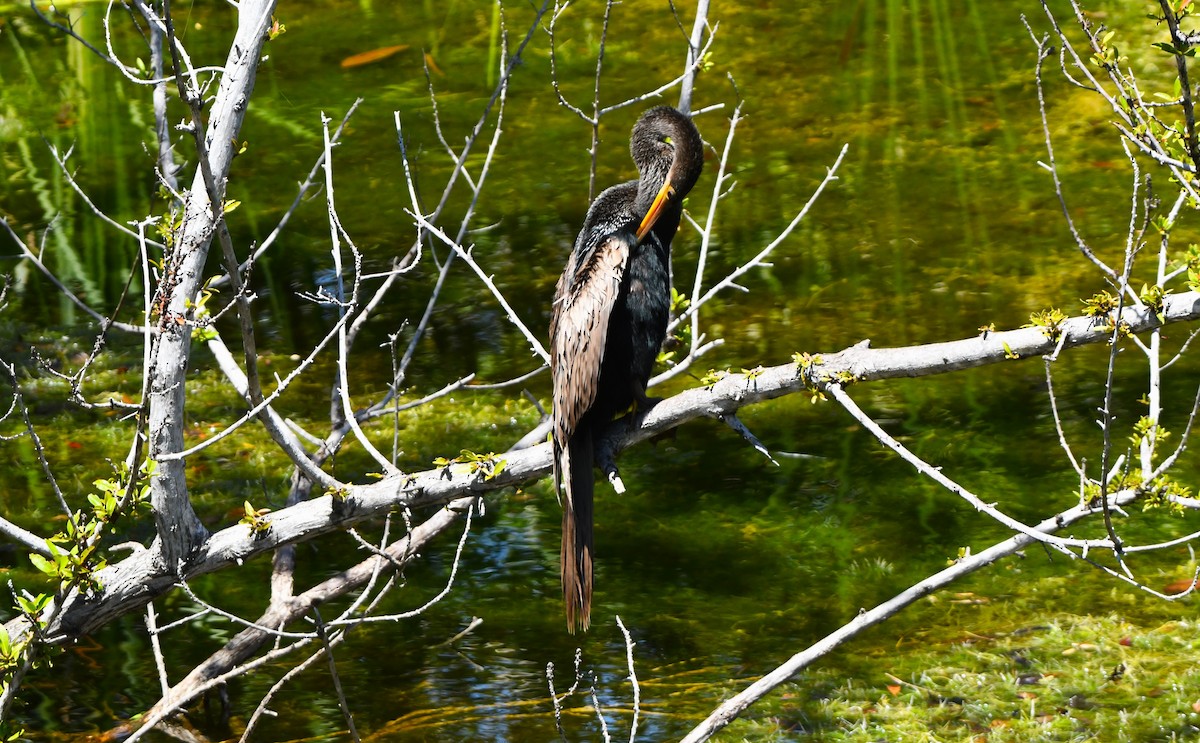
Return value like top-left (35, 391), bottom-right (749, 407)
top-left (550, 106), bottom-right (704, 632)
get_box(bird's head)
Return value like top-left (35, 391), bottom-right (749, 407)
top-left (630, 106), bottom-right (704, 240)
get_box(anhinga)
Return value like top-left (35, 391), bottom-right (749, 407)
top-left (550, 106), bottom-right (704, 632)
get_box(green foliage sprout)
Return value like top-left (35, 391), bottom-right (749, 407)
top-left (433, 450), bottom-right (508, 481)
top-left (28, 458), bottom-right (157, 596)
top-left (189, 283), bottom-right (220, 342)
top-left (87, 458), bottom-right (156, 524)
top-left (791, 352), bottom-right (844, 403)
top-left (1093, 29), bottom-right (1128, 68)
top-left (698, 368), bottom-right (729, 390)
top-left (240, 500), bottom-right (273, 536)
top-left (1139, 283), bottom-right (1168, 323)
top-left (657, 287), bottom-right (692, 367)
top-left (1024, 308), bottom-right (1068, 342)
top-left (741, 365), bottom-right (765, 384)
top-left (1081, 290), bottom-right (1117, 318)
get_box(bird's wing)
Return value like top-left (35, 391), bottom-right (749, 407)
top-left (550, 232), bottom-right (632, 464)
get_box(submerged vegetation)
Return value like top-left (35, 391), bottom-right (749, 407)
top-left (756, 609), bottom-right (1200, 741)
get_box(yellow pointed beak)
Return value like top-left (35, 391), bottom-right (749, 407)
top-left (635, 181), bottom-right (675, 241)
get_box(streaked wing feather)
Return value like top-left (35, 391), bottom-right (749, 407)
top-left (550, 234), bottom-right (631, 474)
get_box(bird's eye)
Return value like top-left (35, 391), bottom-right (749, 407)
top-left (663, 135), bottom-right (673, 145)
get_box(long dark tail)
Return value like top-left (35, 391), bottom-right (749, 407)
top-left (560, 426), bottom-right (594, 633)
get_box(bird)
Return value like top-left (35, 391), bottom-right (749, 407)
top-left (549, 106), bottom-right (704, 632)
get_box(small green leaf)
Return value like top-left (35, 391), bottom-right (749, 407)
top-left (487, 458), bottom-right (507, 481)
top-left (16, 593), bottom-right (51, 618)
top-left (28, 553), bottom-right (57, 576)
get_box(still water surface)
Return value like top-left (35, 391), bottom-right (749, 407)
top-left (2, 0), bottom-right (1198, 740)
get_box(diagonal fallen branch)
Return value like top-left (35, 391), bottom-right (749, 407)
top-left (678, 486), bottom-right (1141, 743)
top-left (9, 290), bottom-right (1197, 649)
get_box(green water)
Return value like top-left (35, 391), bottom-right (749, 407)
top-left (2, 0), bottom-right (1199, 740)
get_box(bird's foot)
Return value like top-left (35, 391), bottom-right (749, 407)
top-left (607, 470), bottom-right (626, 494)
top-left (595, 438), bottom-right (625, 494)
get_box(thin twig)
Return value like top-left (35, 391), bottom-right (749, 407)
top-left (615, 615), bottom-right (640, 743)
